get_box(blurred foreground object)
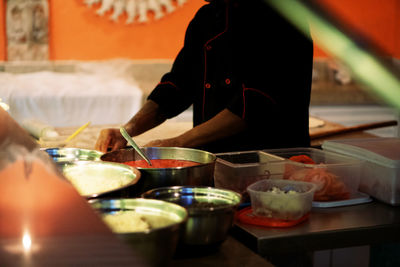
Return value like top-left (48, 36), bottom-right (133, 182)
top-left (0, 107), bottom-right (38, 152)
top-left (265, 0), bottom-right (400, 110)
top-left (0, 108), bottom-right (146, 266)
top-left (0, 98), bottom-right (9, 111)
top-left (21, 119), bottom-right (59, 139)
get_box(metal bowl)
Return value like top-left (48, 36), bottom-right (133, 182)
top-left (101, 147), bottom-right (216, 195)
top-left (61, 161), bottom-right (141, 199)
top-left (44, 147), bottom-right (103, 165)
top-left (89, 198), bottom-right (188, 267)
top-left (142, 186), bottom-right (242, 246)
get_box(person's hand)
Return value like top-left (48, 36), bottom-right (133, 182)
top-left (95, 128), bottom-right (127, 152)
top-left (144, 137), bottom-right (183, 148)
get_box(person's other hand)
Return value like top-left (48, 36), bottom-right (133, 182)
top-left (95, 128), bottom-right (127, 152)
top-left (144, 137), bottom-right (182, 148)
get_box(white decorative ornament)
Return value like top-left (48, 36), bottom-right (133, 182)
top-left (84, 0), bottom-right (102, 7)
top-left (85, 0), bottom-right (187, 24)
top-left (125, 0), bottom-right (137, 24)
top-left (96, 0), bottom-right (114, 16)
top-left (110, 0), bottom-right (126, 21)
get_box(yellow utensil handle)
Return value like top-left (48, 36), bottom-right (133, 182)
top-left (65, 122), bottom-right (91, 143)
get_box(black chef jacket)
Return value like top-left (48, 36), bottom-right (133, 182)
top-left (148, 0), bottom-right (314, 153)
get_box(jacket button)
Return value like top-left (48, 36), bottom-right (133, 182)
top-left (205, 83), bottom-right (211, 89)
top-left (225, 78), bottom-right (231, 85)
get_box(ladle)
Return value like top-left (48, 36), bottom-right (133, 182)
top-left (120, 126), bottom-right (152, 166)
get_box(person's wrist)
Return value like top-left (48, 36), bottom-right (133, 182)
top-left (123, 123), bottom-right (135, 136)
top-left (177, 131), bottom-right (197, 148)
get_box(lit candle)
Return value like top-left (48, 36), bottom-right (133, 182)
top-left (3, 230), bottom-right (40, 255)
top-left (22, 232), bottom-right (32, 253)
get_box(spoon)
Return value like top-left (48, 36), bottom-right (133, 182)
top-left (120, 126), bottom-right (152, 166)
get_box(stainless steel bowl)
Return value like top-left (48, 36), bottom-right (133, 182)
top-left (89, 198), bottom-right (188, 267)
top-left (101, 147), bottom-right (216, 195)
top-left (61, 161), bottom-right (141, 199)
top-left (44, 147), bottom-right (103, 165)
top-left (142, 186), bottom-right (242, 246)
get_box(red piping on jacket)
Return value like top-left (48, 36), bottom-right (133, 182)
top-left (202, 4), bottom-right (229, 121)
top-left (241, 84), bottom-right (277, 119)
top-left (157, 81), bottom-right (179, 89)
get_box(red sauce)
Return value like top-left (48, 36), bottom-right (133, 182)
top-left (123, 159), bottom-right (200, 168)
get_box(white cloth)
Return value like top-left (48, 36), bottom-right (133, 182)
top-left (0, 70), bottom-right (143, 127)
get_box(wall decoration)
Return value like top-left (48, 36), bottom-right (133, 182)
top-left (6, 0), bottom-right (49, 61)
top-left (84, 0), bottom-right (187, 24)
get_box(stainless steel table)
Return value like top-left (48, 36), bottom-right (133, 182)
top-left (171, 236), bottom-right (274, 267)
top-left (232, 201), bottom-right (400, 256)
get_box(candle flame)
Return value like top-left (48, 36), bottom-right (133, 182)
top-left (22, 232), bottom-right (32, 252)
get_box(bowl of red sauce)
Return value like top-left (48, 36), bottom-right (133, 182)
top-left (100, 147), bottom-right (216, 195)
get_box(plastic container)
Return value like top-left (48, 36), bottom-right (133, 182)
top-left (214, 150), bottom-right (285, 196)
top-left (39, 135), bottom-right (69, 148)
top-left (247, 179), bottom-right (317, 220)
top-left (21, 119), bottom-right (59, 139)
top-left (322, 138), bottom-right (400, 206)
top-left (262, 147), bottom-right (363, 202)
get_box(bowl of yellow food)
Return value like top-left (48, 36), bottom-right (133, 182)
top-left (44, 147), bottom-right (103, 164)
top-left (61, 161), bottom-right (141, 199)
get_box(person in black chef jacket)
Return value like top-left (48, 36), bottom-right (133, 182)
top-left (95, 0), bottom-right (314, 154)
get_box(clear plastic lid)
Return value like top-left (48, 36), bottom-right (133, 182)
top-left (322, 138), bottom-right (400, 168)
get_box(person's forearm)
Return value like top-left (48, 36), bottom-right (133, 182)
top-left (177, 109), bottom-right (247, 148)
top-left (124, 100), bottom-right (167, 136)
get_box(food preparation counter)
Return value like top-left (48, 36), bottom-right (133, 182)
top-left (168, 200), bottom-right (400, 266)
top-left (48, 117), bottom-right (386, 150)
top-left (171, 235), bottom-right (274, 266)
top-left (309, 119), bottom-right (382, 147)
top-left (233, 201), bottom-right (400, 256)
top-left (43, 121), bottom-right (400, 266)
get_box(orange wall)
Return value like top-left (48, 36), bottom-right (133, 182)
top-left (49, 0), bottom-right (204, 60)
top-left (314, 0), bottom-right (400, 58)
top-left (0, 0), bottom-right (399, 61)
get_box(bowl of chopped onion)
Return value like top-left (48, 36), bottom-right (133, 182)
top-left (89, 198), bottom-right (188, 267)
